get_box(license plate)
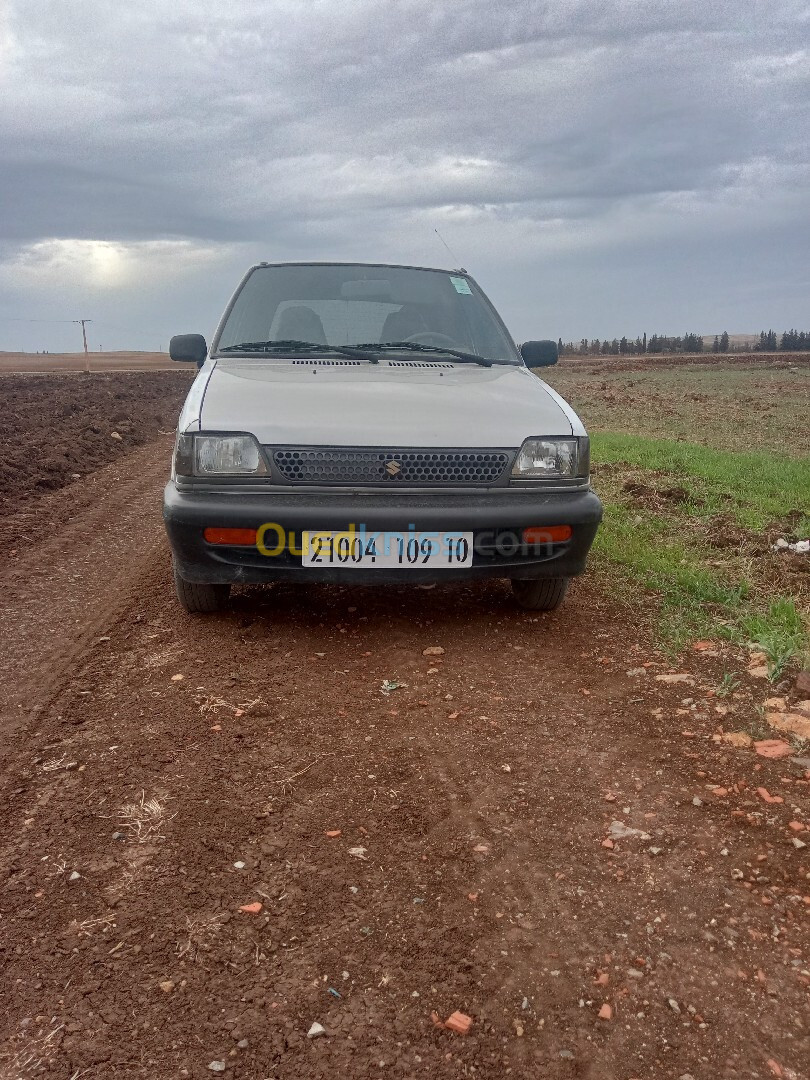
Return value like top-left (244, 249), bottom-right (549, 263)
top-left (301, 530), bottom-right (473, 568)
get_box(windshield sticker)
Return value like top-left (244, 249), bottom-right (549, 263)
top-left (450, 275), bottom-right (472, 294)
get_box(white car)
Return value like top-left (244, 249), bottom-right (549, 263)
top-left (163, 262), bottom-right (602, 612)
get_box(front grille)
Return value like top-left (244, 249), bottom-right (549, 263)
top-left (271, 447), bottom-right (511, 486)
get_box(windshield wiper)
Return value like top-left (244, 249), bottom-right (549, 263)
top-left (352, 341), bottom-right (496, 367)
top-left (217, 339), bottom-right (379, 363)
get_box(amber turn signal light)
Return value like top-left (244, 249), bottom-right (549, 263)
top-left (522, 525), bottom-right (572, 544)
top-left (203, 527), bottom-right (258, 546)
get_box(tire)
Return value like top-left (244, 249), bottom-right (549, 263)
top-left (173, 567), bottom-right (231, 613)
top-left (510, 577), bottom-right (569, 611)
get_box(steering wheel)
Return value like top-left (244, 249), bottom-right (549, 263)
top-left (405, 331), bottom-right (458, 348)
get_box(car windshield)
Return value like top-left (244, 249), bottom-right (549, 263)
top-left (214, 264), bottom-right (520, 364)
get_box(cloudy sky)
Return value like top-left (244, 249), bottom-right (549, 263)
top-left (1, 0), bottom-right (808, 352)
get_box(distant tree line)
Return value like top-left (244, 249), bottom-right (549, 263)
top-left (557, 328), bottom-right (810, 356)
top-left (754, 330), bottom-right (810, 352)
top-left (557, 332), bottom-right (709, 356)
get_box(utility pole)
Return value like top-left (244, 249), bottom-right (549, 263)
top-left (73, 318), bottom-right (92, 372)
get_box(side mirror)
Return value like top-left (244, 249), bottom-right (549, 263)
top-left (520, 339), bottom-right (558, 368)
top-left (170, 333), bottom-right (208, 365)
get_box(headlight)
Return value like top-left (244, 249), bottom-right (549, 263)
top-left (174, 433), bottom-right (267, 477)
top-left (511, 437), bottom-right (589, 479)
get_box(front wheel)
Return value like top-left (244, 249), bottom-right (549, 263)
top-left (173, 567), bottom-right (231, 613)
top-left (510, 577), bottom-right (569, 611)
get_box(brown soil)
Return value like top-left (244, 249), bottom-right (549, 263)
top-left (0, 352), bottom-right (177, 373)
top-left (0, 417), bottom-right (808, 1079)
top-left (558, 352), bottom-right (810, 375)
top-left (0, 372), bottom-right (192, 518)
top-left (620, 478), bottom-right (696, 507)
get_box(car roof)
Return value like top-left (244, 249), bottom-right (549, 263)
top-left (253, 260), bottom-right (469, 276)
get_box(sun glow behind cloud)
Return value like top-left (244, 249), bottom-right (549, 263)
top-left (1, 238), bottom-right (232, 291)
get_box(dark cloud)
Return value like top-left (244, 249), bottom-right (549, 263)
top-left (1, 0), bottom-right (808, 349)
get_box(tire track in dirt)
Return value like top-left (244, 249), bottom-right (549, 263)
top-left (3, 574), bottom-right (624, 1078)
top-left (0, 437), bottom-right (173, 755)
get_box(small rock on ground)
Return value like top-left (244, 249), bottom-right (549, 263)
top-left (608, 820), bottom-right (651, 841)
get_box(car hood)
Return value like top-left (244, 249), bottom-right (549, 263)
top-left (195, 359), bottom-right (575, 447)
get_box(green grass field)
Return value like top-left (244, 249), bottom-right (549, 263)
top-left (544, 359), bottom-right (810, 672)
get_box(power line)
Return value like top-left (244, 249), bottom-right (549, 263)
top-left (4, 317), bottom-right (78, 324)
top-left (4, 318), bottom-right (140, 332)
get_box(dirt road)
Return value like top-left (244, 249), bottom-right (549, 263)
top-left (1, 441), bottom-right (808, 1080)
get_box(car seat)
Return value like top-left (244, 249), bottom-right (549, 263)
top-left (275, 305), bottom-right (328, 345)
top-left (379, 304), bottom-right (429, 343)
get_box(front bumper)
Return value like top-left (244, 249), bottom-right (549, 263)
top-left (163, 484), bottom-right (603, 585)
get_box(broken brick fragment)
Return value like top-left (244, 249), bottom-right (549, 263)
top-left (440, 1006), bottom-right (473, 1032)
top-left (239, 902), bottom-right (263, 914)
top-left (754, 740), bottom-right (792, 759)
top-left (444, 1011), bottom-right (473, 1035)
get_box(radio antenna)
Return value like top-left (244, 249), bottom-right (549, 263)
top-left (433, 228), bottom-right (465, 272)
